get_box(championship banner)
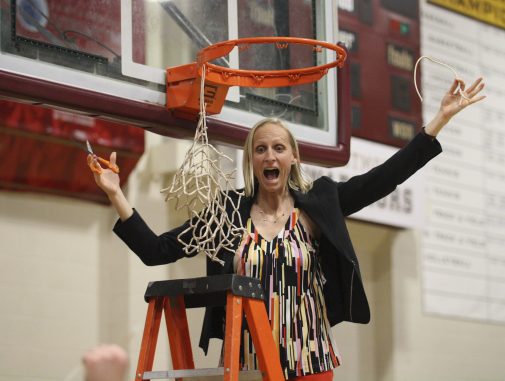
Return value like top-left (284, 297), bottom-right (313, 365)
top-left (0, 100), bottom-right (144, 204)
top-left (421, 0), bottom-right (505, 324)
top-left (428, 0), bottom-right (505, 30)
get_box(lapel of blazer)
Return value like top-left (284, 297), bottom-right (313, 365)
top-left (292, 188), bottom-right (351, 261)
top-left (238, 194), bottom-right (253, 230)
top-left (219, 192), bottom-right (253, 274)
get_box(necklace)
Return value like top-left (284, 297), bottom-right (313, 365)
top-left (257, 208), bottom-right (286, 224)
top-left (254, 202), bottom-right (292, 224)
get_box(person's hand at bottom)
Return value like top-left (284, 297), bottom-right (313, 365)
top-left (83, 344), bottom-right (129, 381)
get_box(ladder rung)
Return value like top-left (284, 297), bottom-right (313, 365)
top-left (143, 367), bottom-right (262, 380)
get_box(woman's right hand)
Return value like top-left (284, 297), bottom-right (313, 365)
top-left (87, 152), bottom-right (121, 198)
top-left (87, 152), bottom-right (134, 221)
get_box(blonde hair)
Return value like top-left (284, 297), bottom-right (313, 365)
top-left (242, 118), bottom-right (312, 197)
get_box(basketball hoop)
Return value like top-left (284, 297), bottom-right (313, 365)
top-left (166, 37), bottom-right (347, 119)
top-left (163, 37), bottom-right (347, 264)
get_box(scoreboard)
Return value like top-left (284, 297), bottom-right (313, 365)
top-left (338, 0), bottom-right (421, 147)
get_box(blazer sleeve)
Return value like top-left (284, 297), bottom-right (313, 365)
top-left (113, 209), bottom-right (196, 266)
top-left (338, 131), bottom-right (442, 216)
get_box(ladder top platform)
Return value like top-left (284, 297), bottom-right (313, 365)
top-left (144, 274), bottom-right (265, 308)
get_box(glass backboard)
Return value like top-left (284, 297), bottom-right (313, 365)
top-left (0, 0), bottom-right (350, 166)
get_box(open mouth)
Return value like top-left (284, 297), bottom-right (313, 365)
top-left (263, 168), bottom-right (280, 180)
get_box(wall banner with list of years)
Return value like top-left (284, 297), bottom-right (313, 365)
top-left (421, 0), bottom-right (505, 323)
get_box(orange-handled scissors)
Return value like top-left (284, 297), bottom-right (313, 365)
top-left (86, 140), bottom-right (120, 174)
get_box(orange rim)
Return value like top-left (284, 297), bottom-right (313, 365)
top-left (196, 37), bottom-right (347, 88)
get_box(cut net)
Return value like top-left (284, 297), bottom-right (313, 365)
top-left (160, 65), bottom-right (246, 265)
top-left (414, 56), bottom-right (471, 104)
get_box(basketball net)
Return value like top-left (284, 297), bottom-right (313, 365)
top-left (160, 66), bottom-right (245, 265)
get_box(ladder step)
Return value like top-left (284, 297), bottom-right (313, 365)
top-left (143, 368), bottom-right (262, 380)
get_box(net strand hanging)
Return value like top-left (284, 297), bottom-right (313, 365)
top-left (414, 55), bottom-right (471, 104)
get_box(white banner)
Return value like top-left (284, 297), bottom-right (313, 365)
top-left (421, 0), bottom-right (505, 324)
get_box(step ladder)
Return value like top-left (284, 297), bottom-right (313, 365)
top-left (134, 274), bottom-right (285, 381)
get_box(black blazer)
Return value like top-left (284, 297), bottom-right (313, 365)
top-left (114, 131), bottom-right (442, 354)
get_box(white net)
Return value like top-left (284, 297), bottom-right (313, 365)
top-left (160, 66), bottom-right (246, 265)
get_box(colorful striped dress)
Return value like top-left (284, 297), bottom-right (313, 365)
top-left (234, 208), bottom-right (341, 379)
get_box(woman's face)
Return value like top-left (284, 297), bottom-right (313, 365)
top-left (252, 123), bottom-right (297, 196)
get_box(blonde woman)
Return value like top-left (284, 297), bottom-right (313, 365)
top-left (89, 78), bottom-right (485, 380)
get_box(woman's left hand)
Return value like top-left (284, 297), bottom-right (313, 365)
top-left (425, 77), bottom-right (486, 137)
top-left (440, 77), bottom-right (486, 120)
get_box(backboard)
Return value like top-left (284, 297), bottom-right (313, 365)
top-left (0, 0), bottom-right (350, 166)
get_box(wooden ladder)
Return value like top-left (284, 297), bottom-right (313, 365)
top-left (134, 274), bottom-right (284, 381)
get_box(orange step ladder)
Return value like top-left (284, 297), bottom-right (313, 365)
top-left (134, 274), bottom-right (284, 381)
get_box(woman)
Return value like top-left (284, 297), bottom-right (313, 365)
top-left (88, 78), bottom-right (485, 380)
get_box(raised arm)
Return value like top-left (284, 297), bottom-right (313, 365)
top-left (87, 151), bottom-right (194, 265)
top-left (338, 77), bottom-right (485, 216)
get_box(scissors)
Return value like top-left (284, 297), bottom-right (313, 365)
top-left (86, 140), bottom-right (120, 174)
